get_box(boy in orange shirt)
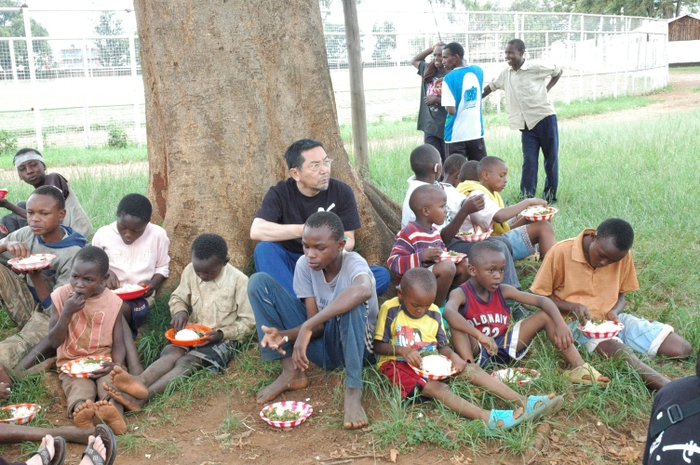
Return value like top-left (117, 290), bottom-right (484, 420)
top-left (531, 218), bottom-right (692, 390)
top-left (48, 246), bottom-right (127, 434)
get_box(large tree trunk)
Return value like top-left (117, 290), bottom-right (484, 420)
top-left (134, 0), bottom-right (400, 279)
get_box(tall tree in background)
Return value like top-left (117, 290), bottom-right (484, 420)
top-left (94, 11), bottom-right (129, 67)
top-left (133, 0), bottom-right (400, 278)
top-left (0, 0), bottom-right (53, 79)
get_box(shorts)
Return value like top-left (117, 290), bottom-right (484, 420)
top-left (445, 138), bottom-right (487, 161)
top-left (501, 226), bottom-right (536, 261)
top-left (477, 320), bottom-right (530, 367)
top-left (185, 340), bottom-right (239, 373)
top-left (379, 360), bottom-right (427, 398)
top-left (569, 313), bottom-right (674, 356)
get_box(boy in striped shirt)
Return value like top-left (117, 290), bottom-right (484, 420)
top-left (388, 184), bottom-right (469, 306)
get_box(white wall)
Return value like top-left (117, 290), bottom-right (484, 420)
top-left (668, 39), bottom-right (700, 65)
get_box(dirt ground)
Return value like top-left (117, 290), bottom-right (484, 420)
top-left (2, 69), bottom-right (698, 465)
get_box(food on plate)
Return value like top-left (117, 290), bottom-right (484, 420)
top-left (456, 226), bottom-right (483, 237)
top-left (265, 406), bottom-right (302, 421)
top-left (113, 283), bottom-right (145, 294)
top-left (445, 251), bottom-right (459, 257)
top-left (0, 408), bottom-right (13, 420)
top-left (582, 319), bottom-right (621, 333)
top-left (522, 206), bottom-right (555, 217)
top-left (421, 354), bottom-right (453, 375)
top-left (70, 357), bottom-right (105, 374)
top-left (174, 328), bottom-right (205, 341)
top-left (14, 255), bottom-right (50, 265)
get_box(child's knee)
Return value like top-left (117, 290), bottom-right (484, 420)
top-left (433, 260), bottom-right (456, 277)
top-left (175, 354), bottom-right (200, 369)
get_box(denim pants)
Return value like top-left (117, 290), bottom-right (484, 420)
top-left (253, 241), bottom-right (391, 297)
top-left (446, 236), bottom-right (521, 290)
top-left (247, 272), bottom-right (369, 389)
top-left (521, 114), bottom-right (559, 202)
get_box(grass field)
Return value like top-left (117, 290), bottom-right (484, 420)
top-left (1, 95), bottom-right (698, 461)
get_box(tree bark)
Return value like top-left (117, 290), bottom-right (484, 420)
top-left (134, 0), bottom-right (399, 279)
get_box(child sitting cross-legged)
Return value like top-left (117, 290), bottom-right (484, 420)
top-left (48, 246), bottom-right (128, 435)
top-left (374, 267), bottom-right (563, 430)
top-left (464, 156), bottom-right (555, 261)
top-left (444, 241), bottom-right (609, 385)
top-left (388, 184), bottom-right (470, 307)
top-left (103, 233), bottom-right (255, 411)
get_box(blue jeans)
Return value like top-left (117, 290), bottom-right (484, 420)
top-left (254, 241), bottom-right (390, 296)
top-left (247, 272), bottom-right (370, 389)
top-left (521, 114), bottom-right (559, 203)
top-left (446, 236), bottom-right (521, 290)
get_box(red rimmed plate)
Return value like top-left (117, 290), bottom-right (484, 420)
top-left (455, 228), bottom-right (493, 243)
top-left (260, 401), bottom-right (313, 429)
top-left (440, 251), bottom-right (467, 263)
top-left (0, 188), bottom-right (8, 199)
top-left (578, 321), bottom-right (624, 340)
top-left (410, 354), bottom-right (457, 381)
top-left (113, 284), bottom-right (149, 301)
top-left (8, 254), bottom-right (55, 273)
top-left (491, 367), bottom-right (541, 386)
top-left (165, 324), bottom-right (212, 347)
top-left (0, 403), bottom-right (41, 424)
top-left (60, 356), bottom-right (112, 379)
top-left (522, 206), bottom-right (558, 222)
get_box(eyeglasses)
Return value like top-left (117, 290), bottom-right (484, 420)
top-left (304, 158), bottom-right (333, 172)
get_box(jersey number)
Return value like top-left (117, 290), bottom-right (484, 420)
top-left (481, 327), bottom-right (500, 338)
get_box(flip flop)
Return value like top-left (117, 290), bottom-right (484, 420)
top-left (565, 362), bottom-right (609, 386)
top-left (524, 395), bottom-right (564, 421)
top-left (31, 436), bottom-right (66, 465)
top-left (82, 424), bottom-right (117, 465)
top-left (486, 409), bottom-right (524, 431)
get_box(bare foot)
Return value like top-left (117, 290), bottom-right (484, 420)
top-left (73, 401), bottom-right (96, 429)
top-left (256, 362), bottom-right (308, 404)
top-left (109, 365), bottom-right (148, 399)
top-left (343, 387), bottom-right (367, 430)
top-left (79, 435), bottom-right (106, 465)
top-left (93, 400), bottom-right (127, 435)
top-left (103, 383), bottom-right (146, 412)
top-left (513, 406), bottom-right (524, 419)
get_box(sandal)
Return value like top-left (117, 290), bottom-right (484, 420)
top-left (565, 362), bottom-right (609, 386)
top-left (82, 424), bottom-right (117, 465)
top-left (486, 409), bottom-right (524, 431)
top-left (31, 436), bottom-right (66, 465)
top-left (524, 395), bottom-right (564, 421)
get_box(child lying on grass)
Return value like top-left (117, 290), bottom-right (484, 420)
top-left (374, 267), bottom-right (563, 430)
top-left (103, 234), bottom-right (255, 411)
top-left (444, 241), bottom-right (609, 385)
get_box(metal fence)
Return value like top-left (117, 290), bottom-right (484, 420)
top-left (0, 7), bottom-right (667, 150)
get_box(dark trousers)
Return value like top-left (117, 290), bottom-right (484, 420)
top-left (445, 138), bottom-right (487, 162)
top-left (423, 132), bottom-right (445, 163)
top-left (520, 114), bottom-right (559, 203)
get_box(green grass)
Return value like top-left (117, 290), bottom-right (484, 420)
top-left (1, 86), bottom-right (698, 460)
top-left (0, 146), bottom-right (147, 171)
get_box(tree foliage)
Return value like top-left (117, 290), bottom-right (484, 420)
top-left (94, 11), bottom-right (129, 67)
top-left (0, 0), bottom-right (53, 79)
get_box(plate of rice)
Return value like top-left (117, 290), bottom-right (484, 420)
top-left (112, 283), bottom-right (149, 300)
top-left (440, 251), bottom-right (467, 263)
top-left (410, 354), bottom-right (457, 380)
top-left (60, 356), bottom-right (112, 378)
top-left (0, 403), bottom-right (41, 424)
top-left (578, 320), bottom-right (624, 339)
top-left (521, 206), bottom-right (558, 222)
top-left (455, 227), bottom-right (493, 243)
top-left (260, 401), bottom-right (313, 429)
top-left (8, 254), bottom-right (55, 273)
top-left (165, 324), bottom-right (212, 347)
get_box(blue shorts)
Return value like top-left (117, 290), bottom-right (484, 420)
top-left (501, 226), bottom-right (536, 261)
top-left (477, 320), bottom-right (530, 367)
top-left (569, 313), bottom-right (674, 356)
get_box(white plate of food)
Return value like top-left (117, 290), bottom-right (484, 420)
top-left (260, 401), bottom-right (313, 429)
top-left (521, 206), bottom-right (558, 222)
top-left (410, 354), bottom-right (457, 380)
top-left (578, 319), bottom-right (624, 339)
top-left (455, 227), bottom-right (493, 243)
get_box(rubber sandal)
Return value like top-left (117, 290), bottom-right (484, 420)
top-left (82, 424), bottom-right (117, 465)
top-left (31, 436), bottom-right (65, 465)
top-left (486, 409), bottom-right (524, 431)
top-left (524, 395), bottom-right (564, 421)
top-left (565, 362), bottom-right (609, 386)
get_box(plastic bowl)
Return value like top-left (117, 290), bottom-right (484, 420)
top-left (60, 356), bottom-right (113, 379)
top-left (8, 254), bottom-right (55, 273)
top-left (165, 324), bottom-right (213, 347)
top-left (578, 322), bottom-right (624, 340)
top-left (0, 189), bottom-right (8, 199)
top-left (522, 206), bottom-right (558, 222)
top-left (440, 251), bottom-right (467, 263)
top-left (0, 404), bottom-right (41, 425)
top-left (491, 367), bottom-right (541, 386)
top-left (455, 228), bottom-right (493, 243)
top-left (113, 284), bottom-right (149, 301)
top-left (410, 355), bottom-right (457, 381)
top-left (260, 401), bottom-right (313, 429)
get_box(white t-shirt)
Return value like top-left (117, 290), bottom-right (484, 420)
top-left (441, 65), bottom-right (485, 143)
top-left (401, 177), bottom-right (466, 230)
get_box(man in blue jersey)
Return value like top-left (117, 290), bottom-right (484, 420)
top-left (440, 42), bottom-right (487, 162)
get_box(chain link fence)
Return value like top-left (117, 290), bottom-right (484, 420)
top-left (0, 7), bottom-right (667, 150)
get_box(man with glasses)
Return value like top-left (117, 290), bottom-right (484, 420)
top-left (250, 139), bottom-right (390, 296)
